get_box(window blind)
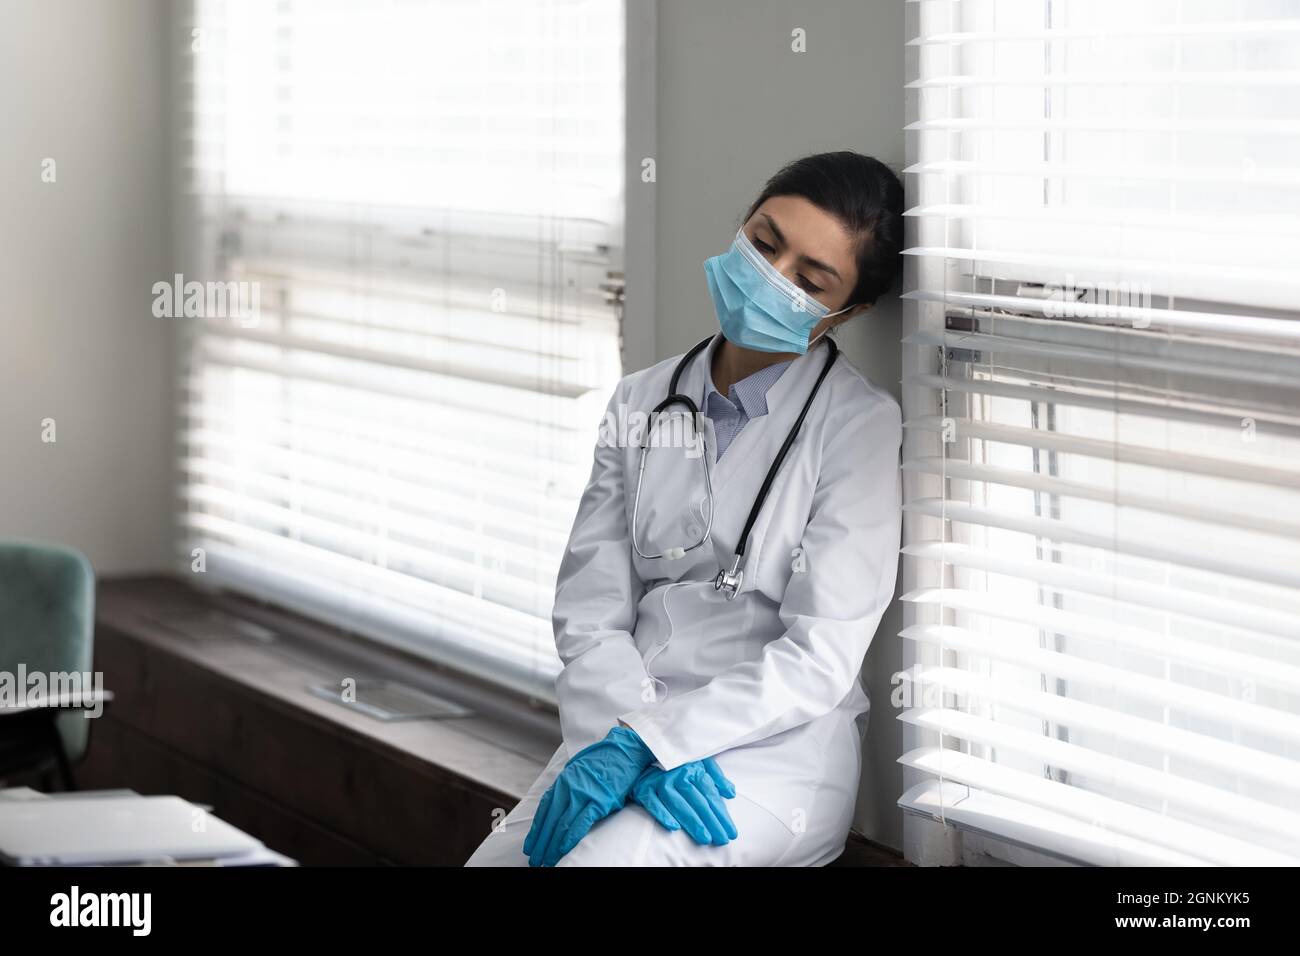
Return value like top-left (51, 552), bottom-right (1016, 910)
top-left (175, 0), bottom-right (625, 703)
top-left (900, 0), bottom-right (1300, 866)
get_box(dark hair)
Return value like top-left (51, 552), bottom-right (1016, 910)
top-left (741, 150), bottom-right (905, 309)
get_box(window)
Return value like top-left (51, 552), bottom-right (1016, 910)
top-left (900, 0), bottom-right (1300, 865)
top-left (175, 0), bottom-right (626, 703)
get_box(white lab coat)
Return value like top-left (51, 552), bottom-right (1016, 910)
top-left (546, 332), bottom-right (903, 859)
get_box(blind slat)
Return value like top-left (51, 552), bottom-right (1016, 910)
top-left (178, 0), bottom-right (626, 700)
top-left (903, 418), bottom-right (1300, 488)
top-left (903, 500), bottom-right (1300, 592)
top-left (902, 457), bottom-right (1300, 540)
top-left (899, 746), bottom-right (1300, 866)
top-left (902, 709), bottom-right (1300, 841)
top-left (901, 0), bottom-right (1300, 865)
top-left (902, 625), bottom-right (1300, 740)
top-left (902, 542), bottom-right (1300, 636)
top-left (903, 588), bottom-right (1300, 690)
top-left (899, 780), bottom-right (1208, 867)
top-left (897, 669), bottom-right (1300, 791)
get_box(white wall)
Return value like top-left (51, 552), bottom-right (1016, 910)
top-left (653, 0), bottom-right (908, 851)
top-left (0, 0), bottom-right (173, 575)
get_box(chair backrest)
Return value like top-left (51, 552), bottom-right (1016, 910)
top-left (0, 539), bottom-right (96, 763)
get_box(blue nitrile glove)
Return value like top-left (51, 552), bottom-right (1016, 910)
top-left (522, 725), bottom-right (656, 867)
top-left (631, 757), bottom-right (739, 846)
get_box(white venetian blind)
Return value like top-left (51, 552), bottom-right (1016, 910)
top-left (175, 0), bottom-right (625, 703)
top-left (899, 0), bottom-right (1300, 865)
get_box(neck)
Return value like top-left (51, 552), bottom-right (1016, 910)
top-left (711, 339), bottom-right (798, 395)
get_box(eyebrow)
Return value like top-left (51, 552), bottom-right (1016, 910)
top-left (759, 212), bottom-right (842, 282)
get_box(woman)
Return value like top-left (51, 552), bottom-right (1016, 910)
top-left (465, 150), bottom-right (904, 867)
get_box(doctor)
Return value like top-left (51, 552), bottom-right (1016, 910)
top-left (465, 150), bottom-right (904, 867)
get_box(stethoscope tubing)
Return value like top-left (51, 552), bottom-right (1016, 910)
top-left (630, 332), bottom-right (839, 585)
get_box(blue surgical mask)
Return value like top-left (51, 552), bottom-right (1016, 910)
top-left (703, 228), bottom-right (854, 354)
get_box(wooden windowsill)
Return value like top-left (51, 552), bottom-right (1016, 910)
top-left (94, 575), bottom-right (561, 806)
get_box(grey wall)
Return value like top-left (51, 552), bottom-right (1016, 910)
top-left (0, 0), bottom-right (173, 576)
top-left (653, 0), bottom-right (907, 851)
top-left (0, 0), bottom-right (908, 852)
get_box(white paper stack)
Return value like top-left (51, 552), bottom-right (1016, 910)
top-left (0, 788), bottom-right (297, 866)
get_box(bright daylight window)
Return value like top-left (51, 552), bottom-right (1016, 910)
top-left (900, 0), bottom-right (1300, 864)
top-left (176, 0), bottom-right (625, 703)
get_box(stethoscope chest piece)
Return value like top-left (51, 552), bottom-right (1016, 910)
top-left (713, 556), bottom-right (744, 600)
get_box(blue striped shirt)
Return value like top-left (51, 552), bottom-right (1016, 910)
top-left (704, 359), bottom-right (793, 459)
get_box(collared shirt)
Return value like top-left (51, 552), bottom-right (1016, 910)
top-left (704, 357), bottom-right (793, 459)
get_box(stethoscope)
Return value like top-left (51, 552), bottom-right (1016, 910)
top-left (630, 332), bottom-right (840, 600)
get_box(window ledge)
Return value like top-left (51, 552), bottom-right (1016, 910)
top-left (94, 575), bottom-right (561, 805)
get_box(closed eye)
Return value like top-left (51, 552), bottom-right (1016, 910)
top-left (753, 237), bottom-right (824, 294)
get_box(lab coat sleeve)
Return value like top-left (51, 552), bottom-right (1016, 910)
top-left (552, 379), bottom-right (655, 759)
top-left (616, 396), bottom-right (902, 771)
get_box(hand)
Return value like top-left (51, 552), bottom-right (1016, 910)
top-left (522, 725), bottom-right (656, 867)
top-left (630, 757), bottom-right (738, 846)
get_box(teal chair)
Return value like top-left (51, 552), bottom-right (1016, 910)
top-left (0, 539), bottom-right (97, 790)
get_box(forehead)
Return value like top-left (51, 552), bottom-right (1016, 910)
top-left (747, 194), bottom-right (857, 272)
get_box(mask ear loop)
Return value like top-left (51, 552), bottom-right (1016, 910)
top-left (806, 301), bottom-right (859, 351)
